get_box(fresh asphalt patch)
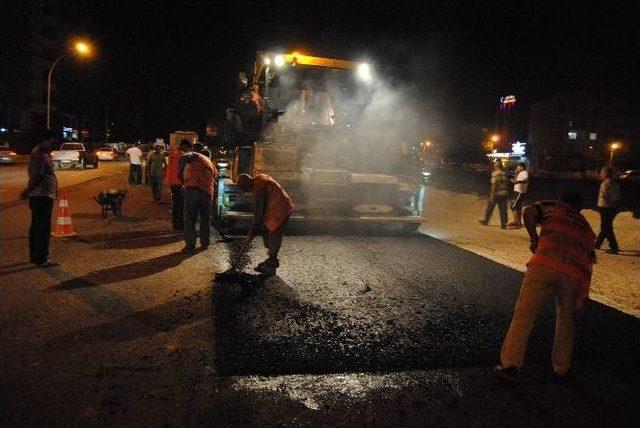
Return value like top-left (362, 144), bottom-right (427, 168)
top-left (204, 233), bottom-right (640, 425)
top-left (212, 233), bottom-right (640, 379)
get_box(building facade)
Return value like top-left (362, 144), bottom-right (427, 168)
top-left (528, 92), bottom-right (640, 173)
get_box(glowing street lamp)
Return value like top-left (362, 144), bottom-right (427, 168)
top-left (74, 41), bottom-right (92, 56)
top-left (357, 63), bottom-right (371, 82)
top-left (490, 134), bottom-right (500, 143)
top-left (47, 39), bottom-right (94, 129)
top-left (274, 54), bottom-right (286, 67)
top-left (609, 142), bottom-right (621, 166)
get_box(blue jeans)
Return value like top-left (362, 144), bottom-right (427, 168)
top-left (129, 164), bottom-right (142, 185)
top-left (183, 187), bottom-right (212, 248)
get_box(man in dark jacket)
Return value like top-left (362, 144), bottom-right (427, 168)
top-left (20, 130), bottom-right (59, 267)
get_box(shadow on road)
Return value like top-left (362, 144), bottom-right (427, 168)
top-left (96, 233), bottom-right (183, 250)
top-left (72, 229), bottom-right (170, 244)
top-left (46, 290), bottom-right (210, 346)
top-left (0, 261), bottom-right (32, 269)
top-left (615, 250), bottom-right (640, 257)
top-left (0, 261), bottom-right (38, 276)
top-left (227, 224), bottom-right (420, 238)
top-left (72, 212), bottom-right (106, 220)
top-left (110, 215), bottom-right (147, 223)
top-left (47, 251), bottom-right (193, 291)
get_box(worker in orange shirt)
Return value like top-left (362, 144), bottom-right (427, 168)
top-left (179, 149), bottom-right (217, 252)
top-left (165, 139), bottom-right (192, 231)
top-left (494, 192), bottom-right (596, 383)
top-left (237, 173), bottom-right (293, 276)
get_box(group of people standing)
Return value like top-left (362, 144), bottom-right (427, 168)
top-left (479, 160), bottom-right (529, 229)
top-left (479, 160), bottom-right (621, 255)
top-left (162, 139), bottom-right (292, 276)
top-left (125, 141), bottom-right (167, 202)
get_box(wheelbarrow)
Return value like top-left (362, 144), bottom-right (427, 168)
top-left (93, 189), bottom-right (127, 218)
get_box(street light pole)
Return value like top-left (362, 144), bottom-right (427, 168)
top-left (46, 40), bottom-right (93, 130)
top-left (46, 53), bottom-right (68, 130)
top-left (609, 142), bottom-right (620, 167)
top-left (609, 147), bottom-right (614, 166)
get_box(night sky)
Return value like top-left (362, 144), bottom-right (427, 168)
top-left (65, 0), bottom-right (640, 140)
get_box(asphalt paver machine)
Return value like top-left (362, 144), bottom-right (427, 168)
top-left (218, 51), bottom-right (425, 231)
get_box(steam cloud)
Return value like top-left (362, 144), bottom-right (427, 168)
top-left (266, 71), bottom-right (427, 175)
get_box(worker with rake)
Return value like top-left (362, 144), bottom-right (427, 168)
top-left (237, 173), bottom-right (293, 276)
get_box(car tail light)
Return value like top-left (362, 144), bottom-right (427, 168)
top-left (8, 151), bottom-right (16, 156)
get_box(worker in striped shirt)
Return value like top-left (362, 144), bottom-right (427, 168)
top-left (20, 130), bottom-right (59, 267)
top-left (494, 193), bottom-right (596, 383)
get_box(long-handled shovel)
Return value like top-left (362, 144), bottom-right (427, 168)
top-left (210, 214), bottom-right (234, 242)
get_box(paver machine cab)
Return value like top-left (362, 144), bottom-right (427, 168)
top-left (218, 51), bottom-right (425, 231)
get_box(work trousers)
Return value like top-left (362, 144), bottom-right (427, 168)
top-left (483, 195), bottom-right (508, 228)
top-left (129, 164), bottom-right (142, 185)
top-left (262, 217), bottom-right (289, 261)
top-left (150, 175), bottom-right (163, 201)
top-left (183, 187), bottom-right (211, 249)
top-left (171, 184), bottom-right (184, 231)
top-left (595, 207), bottom-right (619, 251)
top-left (500, 264), bottom-right (578, 375)
top-left (29, 196), bottom-right (54, 265)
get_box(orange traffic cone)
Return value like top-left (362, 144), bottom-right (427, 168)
top-left (51, 191), bottom-right (77, 237)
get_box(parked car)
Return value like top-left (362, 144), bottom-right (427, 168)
top-left (0, 145), bottom-right (17, 164)
top-left (619, 170), bottom-right (640, 182)
top-left (51, 142), bottom-right (99, 169)
top-left (96, 146), bottom-right (118, 161)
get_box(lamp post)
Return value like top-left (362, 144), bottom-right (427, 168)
top-left (609, 142), bottom-right (621, 167)
top-left (46, 40), bottom-right (93, 130)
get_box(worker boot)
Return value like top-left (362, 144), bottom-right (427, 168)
top-left (255, 257), bottom-right (278, 276)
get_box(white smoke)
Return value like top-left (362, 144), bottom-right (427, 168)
top-left (266, 70), bottom-right (427, 175)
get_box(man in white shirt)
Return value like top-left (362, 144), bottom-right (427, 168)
top-left (508, 162), bottom-right (529, 228)
top-left (125, 142), bottom-right (143, 186)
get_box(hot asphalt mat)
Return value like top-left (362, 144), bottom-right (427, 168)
top-left (209, 233), bottom-right (640, 424)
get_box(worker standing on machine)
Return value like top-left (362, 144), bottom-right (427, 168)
top-left (237, 173), bottom-right (293, 276)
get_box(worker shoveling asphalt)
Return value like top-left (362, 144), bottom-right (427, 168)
top-left (216, 173), bottom-right (293, 280)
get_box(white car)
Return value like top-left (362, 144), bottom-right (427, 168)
top-left (0, 146), bottom-right (17, 164)
top-left (96, 146), bottom-right (118, 161)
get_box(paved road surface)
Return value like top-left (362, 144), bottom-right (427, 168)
top-left (1, 162), bottom-right (638, 426)
top-left (0, 160), bottom-right (127, 206)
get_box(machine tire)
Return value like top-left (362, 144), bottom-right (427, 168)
top-left (93, 159), bottom-right (99, 169)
